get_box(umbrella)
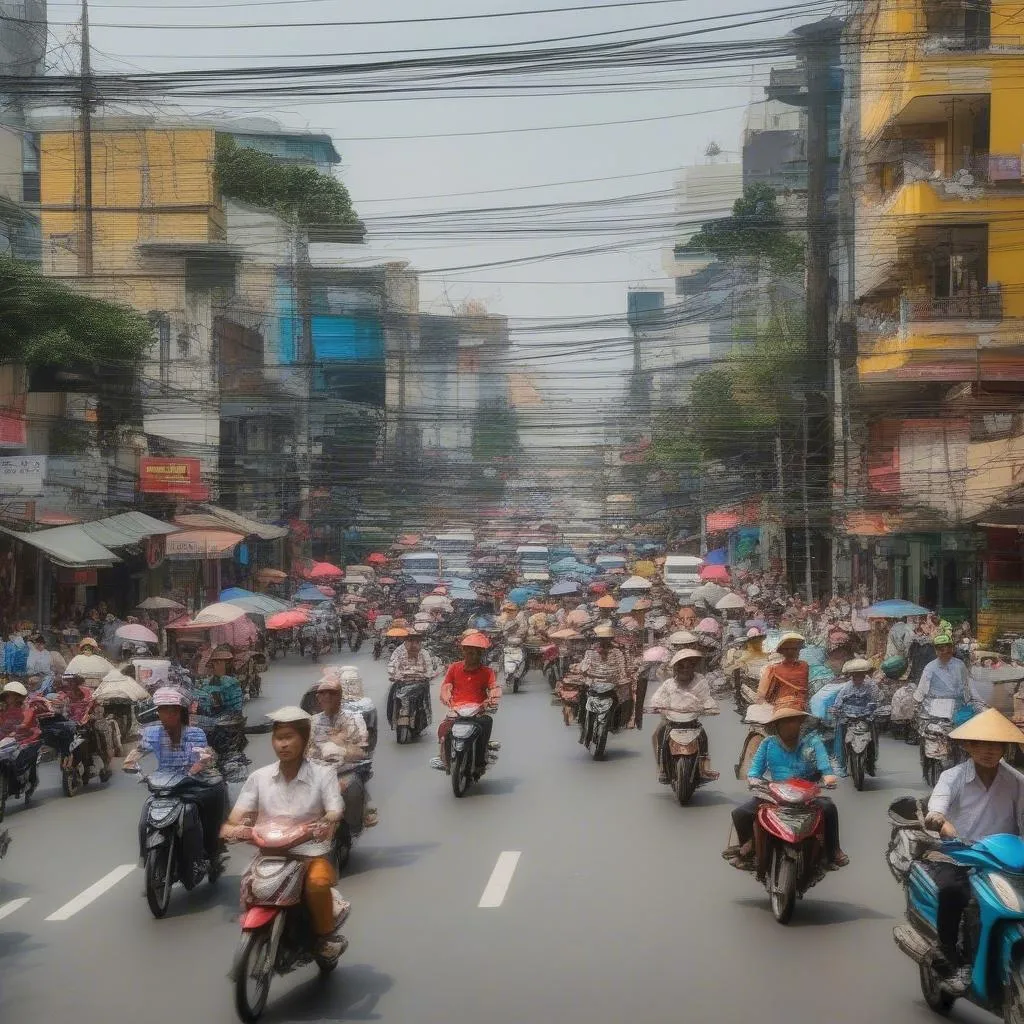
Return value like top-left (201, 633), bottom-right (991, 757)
top-left (618, 596), bottom-right (638, 614)
top-left (219, 587), bottom-right (255, 602)
top-left (550, 627), bottom-right (581, 640)
top-left (450, 590), bottom-right (479, 602)
top-left (317, 586), bottom-right (337, 598)
top-left (266, 609), bottom-right (309, 630)
top-left (642, 645), bottom-right (670, 663)
top-left (193, 602), bottom-right (248, 626)
top-left (863, 599), bottom-right (930, 619)
top-left (346, 564), bottom-right (374, 576)
top-left (690, 582), bottom-right (729, 607)
top-left (704, 547), bottom-right (729, 565)
top-left (589, 582), bottom-right (608, 595)
top-left (137, 596), bottom-right (184, 612)
top-left (94, 668), bottom-right (149, 703)
top-left (421, 595), bottom-right (451, 610)
top-left (699, 565), bottom-right (730, 583)
top-left (293, 585), bottom-right (331, 603)
top-left (716, 593), bottom-right (747, 611)
top-left (65, 653), bottom-right (115, 680)
top-left (367, 552), bottom-right (388, 565)
top-left (256, 568), bottom-right (288, 583)
top-left (379, 577), bottom-right (397, 585)
top-left (566, 609), bottom-right (591, 627)
top-left (306, 561), bottom-right (343, 581)
top-left (224, 593), bottom-right (291, 615)
top-left (114, 623), bottom-right (159, 644)
top-left (507, 587), bottom-right (532, 606)
top-left (550, 580), bottom-right (580, 597)
top-left (619, 575), bottom-right (653, 592)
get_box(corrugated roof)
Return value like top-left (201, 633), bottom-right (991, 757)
top-left (173, 505), bottom-right (288, 541)
top-left (0, 524), bottom-right (120, 568)
top-left (78, 511), bottom-right (179, 549)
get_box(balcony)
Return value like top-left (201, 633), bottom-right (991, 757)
top-left (903, 288), bottom-right (1002, 321)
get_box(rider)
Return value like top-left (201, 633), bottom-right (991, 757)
top-left (829, 657), bottom-right (882, 776)
top-left (123, 687), bottom-right (228, 874)
top-left (924, 708), bottom-right (1024, 991)
top-left (221, 706), bottom-right (346, 960)
top-left (914, 630), bottom-right (978, 710)
top-left (727, 706), bottom-right (847, 869)
top-left (194, 655), bottom-right (244, 717)
top-left (57, 671), bottom-right (114, 782)
top-left (386, 629), bottom-right (438, 727)
top-left (0, 681), bottom-right (41, 782)
top-left (646, 649), bottom-right (719, 784)
top-left (756, 631), bottom-right (810, 711)
top-left (432, 632), bottom-right (502, 772)
top-left (578, 623), bottom-right (632, 730)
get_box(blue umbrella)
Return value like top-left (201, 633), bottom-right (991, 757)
top-left (704, 548), bottom-right (728, 565)
top-left (225, 593), bottom-right (291, 615)
top-left (863, 599), bottom-right (930, 618)
top-left (618, 596), bottom-right (638, 614)
top-left (293, 585), bottom-right (331, 603)
top-left (508, 587), bottom-right (533, 606)
top-left (220, 586), bottom-right (254, 601)
top-left (550, 580), bottom-right (580, 596)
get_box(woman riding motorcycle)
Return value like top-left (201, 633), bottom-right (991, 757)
top-left (756, 631), bottom-right (810, 711)
top-left (0, 680), bottom-right (42, 783)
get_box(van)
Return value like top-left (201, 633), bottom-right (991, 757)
top-left (399, 550), bottom-right (441, 578)
top-left (663, 554), bottom-right (704, 599)
top-left (516, 545), bottom-right (550, 582)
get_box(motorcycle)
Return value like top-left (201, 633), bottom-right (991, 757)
top-left (390, 674), bottom-right (431, 745)
top-left (332, 759), bottom-right (373, 872)
top-left (297, 622), bottom-right (332, 662)
top-left (0, 827), bottom-right (9, 858)
top-left (734, 701), bottom-right (773, 780)
top-left (655, 709), bottom-right (713, 806)
top-left (196, 713), bottom-right (251, 784)
top-left (839, 710), bottom-right (879, 791)
top-left (500, 638), bottom-right (527, 694)
top-left (58, 721), bottom-right (107, 797)
top-left (231, 820), bottom-right (351, 1022)
top-left (0, 737), bottom-right (37, 823)
top-left (339, 613), bottom-right (365, 653)
top-left (728, 778), bottom-right (838, 924)
top-left (129, 766), bottom-right (221, 918)
top-left (540, 643), bottom-right (561, 690)
top-left (579, 678), bottom-right (619, 761)
top-left (445, 702), bottom-right (494, 798)
top-left (888, 796), bottom-right (1024, 1018)
top-left (371, 615), bottom-right (393, 661)
top-left (918, 697), bottom-right (959, 787)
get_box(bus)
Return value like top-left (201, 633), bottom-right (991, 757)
top-left (516, 545), bottom-right (550, 582)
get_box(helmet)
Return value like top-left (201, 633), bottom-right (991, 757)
top-left (461, 632), bottom-right (492, 650)
top-left (153, 687), bottom-right (188, 708)
top-left (2, 681), bottom-right (27, 698)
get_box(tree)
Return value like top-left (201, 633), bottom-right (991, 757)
top-left (687, 183), bottom-right (804, 278)
top-left (471, 401), bottom-right (521, 461)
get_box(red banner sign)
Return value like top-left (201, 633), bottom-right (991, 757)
top-left (140, 457), bottom-right (206, 498)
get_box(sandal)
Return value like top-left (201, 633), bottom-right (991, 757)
top-left (830, 851), bottom-right (850, 869)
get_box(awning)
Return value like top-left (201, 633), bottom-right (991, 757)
top-left (165, 529), bottom-right (245, 560)
top-left (842, 511), bottom-right (905, 536)
top-left (174, 504), bottom-right (287, 541)
top-left (705, 502), bottom-right (760, 533)
top-left (78, 511), bottom-right (179, 550)
top-left (0, 524), bottom-right (120, 569)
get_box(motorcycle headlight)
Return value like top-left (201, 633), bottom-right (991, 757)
top-left (988, 873), bottom-right (1024, 913)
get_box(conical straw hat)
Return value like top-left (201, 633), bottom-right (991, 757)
top-left (949, 708), bottom-right (1024, 745)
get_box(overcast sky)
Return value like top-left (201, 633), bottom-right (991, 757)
top-left (42, 0), bottom-right (815, 398)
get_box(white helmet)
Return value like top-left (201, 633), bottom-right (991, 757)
top-left (339, 665), bottom-right (364, 701)
top-left (2, 681), bottom-right (27, 698)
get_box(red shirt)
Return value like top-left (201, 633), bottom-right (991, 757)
top-left (442, 662), bottom-right (496, 708)
top-left (0, 703), bottom-right (40, 746)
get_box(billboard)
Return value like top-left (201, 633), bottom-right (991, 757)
top-left (139, 457), bottom-right (205, 498)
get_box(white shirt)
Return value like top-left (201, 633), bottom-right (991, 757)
top-left (928, 760), bottom-right (1024, 842)
top-left (234, 759), bottom-right (343, 857)
top-left (646, 674), bottom-right (718, 716)
top-left (914, 656), bottom-right (976, 705)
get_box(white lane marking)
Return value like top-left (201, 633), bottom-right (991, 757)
top-left (0, 897), bottom-right (30, 921)
top-left (45, 864), bottom-right (137, 922)
top-left (478, 851), bottom-right (521, 908)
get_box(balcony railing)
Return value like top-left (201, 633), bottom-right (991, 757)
top-left (902, 287), bottom-right (1002, 322)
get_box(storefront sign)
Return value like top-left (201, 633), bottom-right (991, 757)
top-left (139, 457), bottom-right (204, 497)
top-left (0, 456), bottom-right (46, 496)
top-left (57, 568), bottom-right (97, 586)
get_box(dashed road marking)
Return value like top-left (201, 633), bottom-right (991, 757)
top-left (45, 864), bottom-right (137, 922)
top-left (0, 897), bottom-right (30, 922)
top-left (478, 851), bottom-right (521, 908)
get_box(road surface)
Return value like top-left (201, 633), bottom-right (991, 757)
top-left (0, 651), bottom-right (995, 1023)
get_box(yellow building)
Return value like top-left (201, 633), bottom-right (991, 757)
top-left (851, 0), bottom-right (1024, 623)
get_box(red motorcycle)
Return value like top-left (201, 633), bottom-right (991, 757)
top-left (230, 820), bottom-right (350, 1022)
top-left (732, 778), bottom-right (837, 924)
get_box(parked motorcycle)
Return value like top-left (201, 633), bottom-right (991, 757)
top-left (655, 710), bottom-right (712, 806)
top-left (728, 778), bottom-right (838, 924)
top-left (231, 820), bottom-right (351, 1022)
top-left (0, 737), bottom-right (37, 822)
top-left (445, 702), bottom-right (494, 797)
top-left (500, 638), bottom-right (527, 694)
top-left (839, 710), bottom-right (879, 791)
top-left (390, 674), bottom-right (431, 744)
top-left (130, 766), bottom-right (222, 918)
top-left (888, 796), bottom-right (1024, 1018)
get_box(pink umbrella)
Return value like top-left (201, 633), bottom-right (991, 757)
top-left (114, 623), bottom-right (159, 644)
top-left (317, 586), bottom-right (337, 598)
top-left (306, 562), bottom-right (343, 581)
top-left (267, 609), bottom-right (309, 630)
top-left (699, 564), bottom-right (730, 583)
top-left (642, 645), bottom-right (669, 663)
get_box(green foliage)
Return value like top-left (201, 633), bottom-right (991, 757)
top-left (0, 256), bottom-right (152, 367)
top-left (472, 402), bottom-right (521, 461)
top-left (215, 136), bottom-right (364, 241)
top-left (687, 183), bottom-right (804, 277)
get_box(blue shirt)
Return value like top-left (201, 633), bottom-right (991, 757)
top-left (831, 679), bottom-right (882, 720)
top-left (135, 724), bottom-right (209, 771)
top-left (748, 733), bottom-right (831, 782)
top-left (195, 677), bottom-right (243, 716)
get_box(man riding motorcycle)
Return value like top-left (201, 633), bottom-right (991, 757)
top-left (914, 630), bottom-right (979, 710)
top-left (123, 687), bottom-right (228, 875)
top-left (221, 705), bottom-right (347, 961)
top-left (646, 648), bottom-right (719, 784)
top-left (829, 657), bottom-right (882, 777)
top-left (577, 624), bottom-right (632, 730)
top-left (386, 630), bottom-right (439, 728)
top-left (55, 672), bottom-right (114, 782)
top-left (725, 706), bottom-right (847, 870)
top-left (432, 632), bottom-right (502, 772)
top-left (922, 708), bottom-right (1024, 993)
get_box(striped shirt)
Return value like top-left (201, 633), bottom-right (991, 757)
top-left (135, 724), bottom-right (210, 771)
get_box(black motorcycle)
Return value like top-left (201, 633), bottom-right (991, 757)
top-left (332, 758), bottom-right (374, 872)
top-left (58, 721), bottom-right (109, 797)
top-left (196, 713), bottom-right (251, 784)
top-left (579, 679), bottom-right (621, 761)
top-left (390, 676), bottom-right (431, 744)
top-left (0, 737), bottom-right (38, 822)
top-left (339, 614), bottom-right (365, 653)
top-left (131, 767), bottom-right (221, 918)
top-left (444, 705), bottom-right (494, 798)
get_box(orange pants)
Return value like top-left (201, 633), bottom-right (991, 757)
top-left (303, 856), bottom-right (337, 935)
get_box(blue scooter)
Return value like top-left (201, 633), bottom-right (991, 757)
top-left (892, 816), bottom-right (1024, 1018)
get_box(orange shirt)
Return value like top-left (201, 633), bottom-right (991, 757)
top-left (757, 660), bottom-right (810, 711)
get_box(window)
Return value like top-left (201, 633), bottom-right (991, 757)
top-left (148, 312), bottom-right (171, 383)
top-left (21, 133), bottom-right (39, 204)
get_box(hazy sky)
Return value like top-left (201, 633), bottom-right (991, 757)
top-left (42, 0), bottom-right (815, 395)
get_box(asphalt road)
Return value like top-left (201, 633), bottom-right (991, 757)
top-left (0, 651), bottom-right (998, 1024)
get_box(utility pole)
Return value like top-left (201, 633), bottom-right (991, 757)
top-left (801, 395), bottom-right (813, 603)
top-left (294, 219), bottom-right (313, 557)
top-left (79, 0), bottom-right (95, 276)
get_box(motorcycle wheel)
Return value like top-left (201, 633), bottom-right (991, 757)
top-left (675, 755), bottom-right (698, 806)
top-left (512, 671), bottom-right (521, 695)
top-left (145, 846), bottom-right (174, 919)
top-left (592, 722), bottom-right (608, 761)
top-left (233, 927), bottom-right (274, 1023)
top-left (849, 750), bottom-right (865, 792)
top-left (334, 824), bottom-right (352, 874)
top-left (925, 760), bottom-right (940, 788)
top-left (396, 725), bottom-right (411, 745)
top-left (373, 642), bottom-right (382, 661)
top-left (769, 849), bottom-right (797, 925)
top-left (1004, 958), bottom-right (1024, 1023)
top-left (350, 631), bottom-right (363, 653)
top-left (545, 666), bottom-right (556, 691)
top-left (249, 673), bottom-right (262, 699)
top-left (451, 748), bottom-right (470, 798)
top-left (919, 962), bottom-right (955, 1015)
top-left (0, 774), bottom-right (7, 823)
top-left (61, 765), bottom-right (82, 798)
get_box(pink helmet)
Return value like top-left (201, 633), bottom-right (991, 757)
top-left (696, 617), bottom-right (721, 636)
